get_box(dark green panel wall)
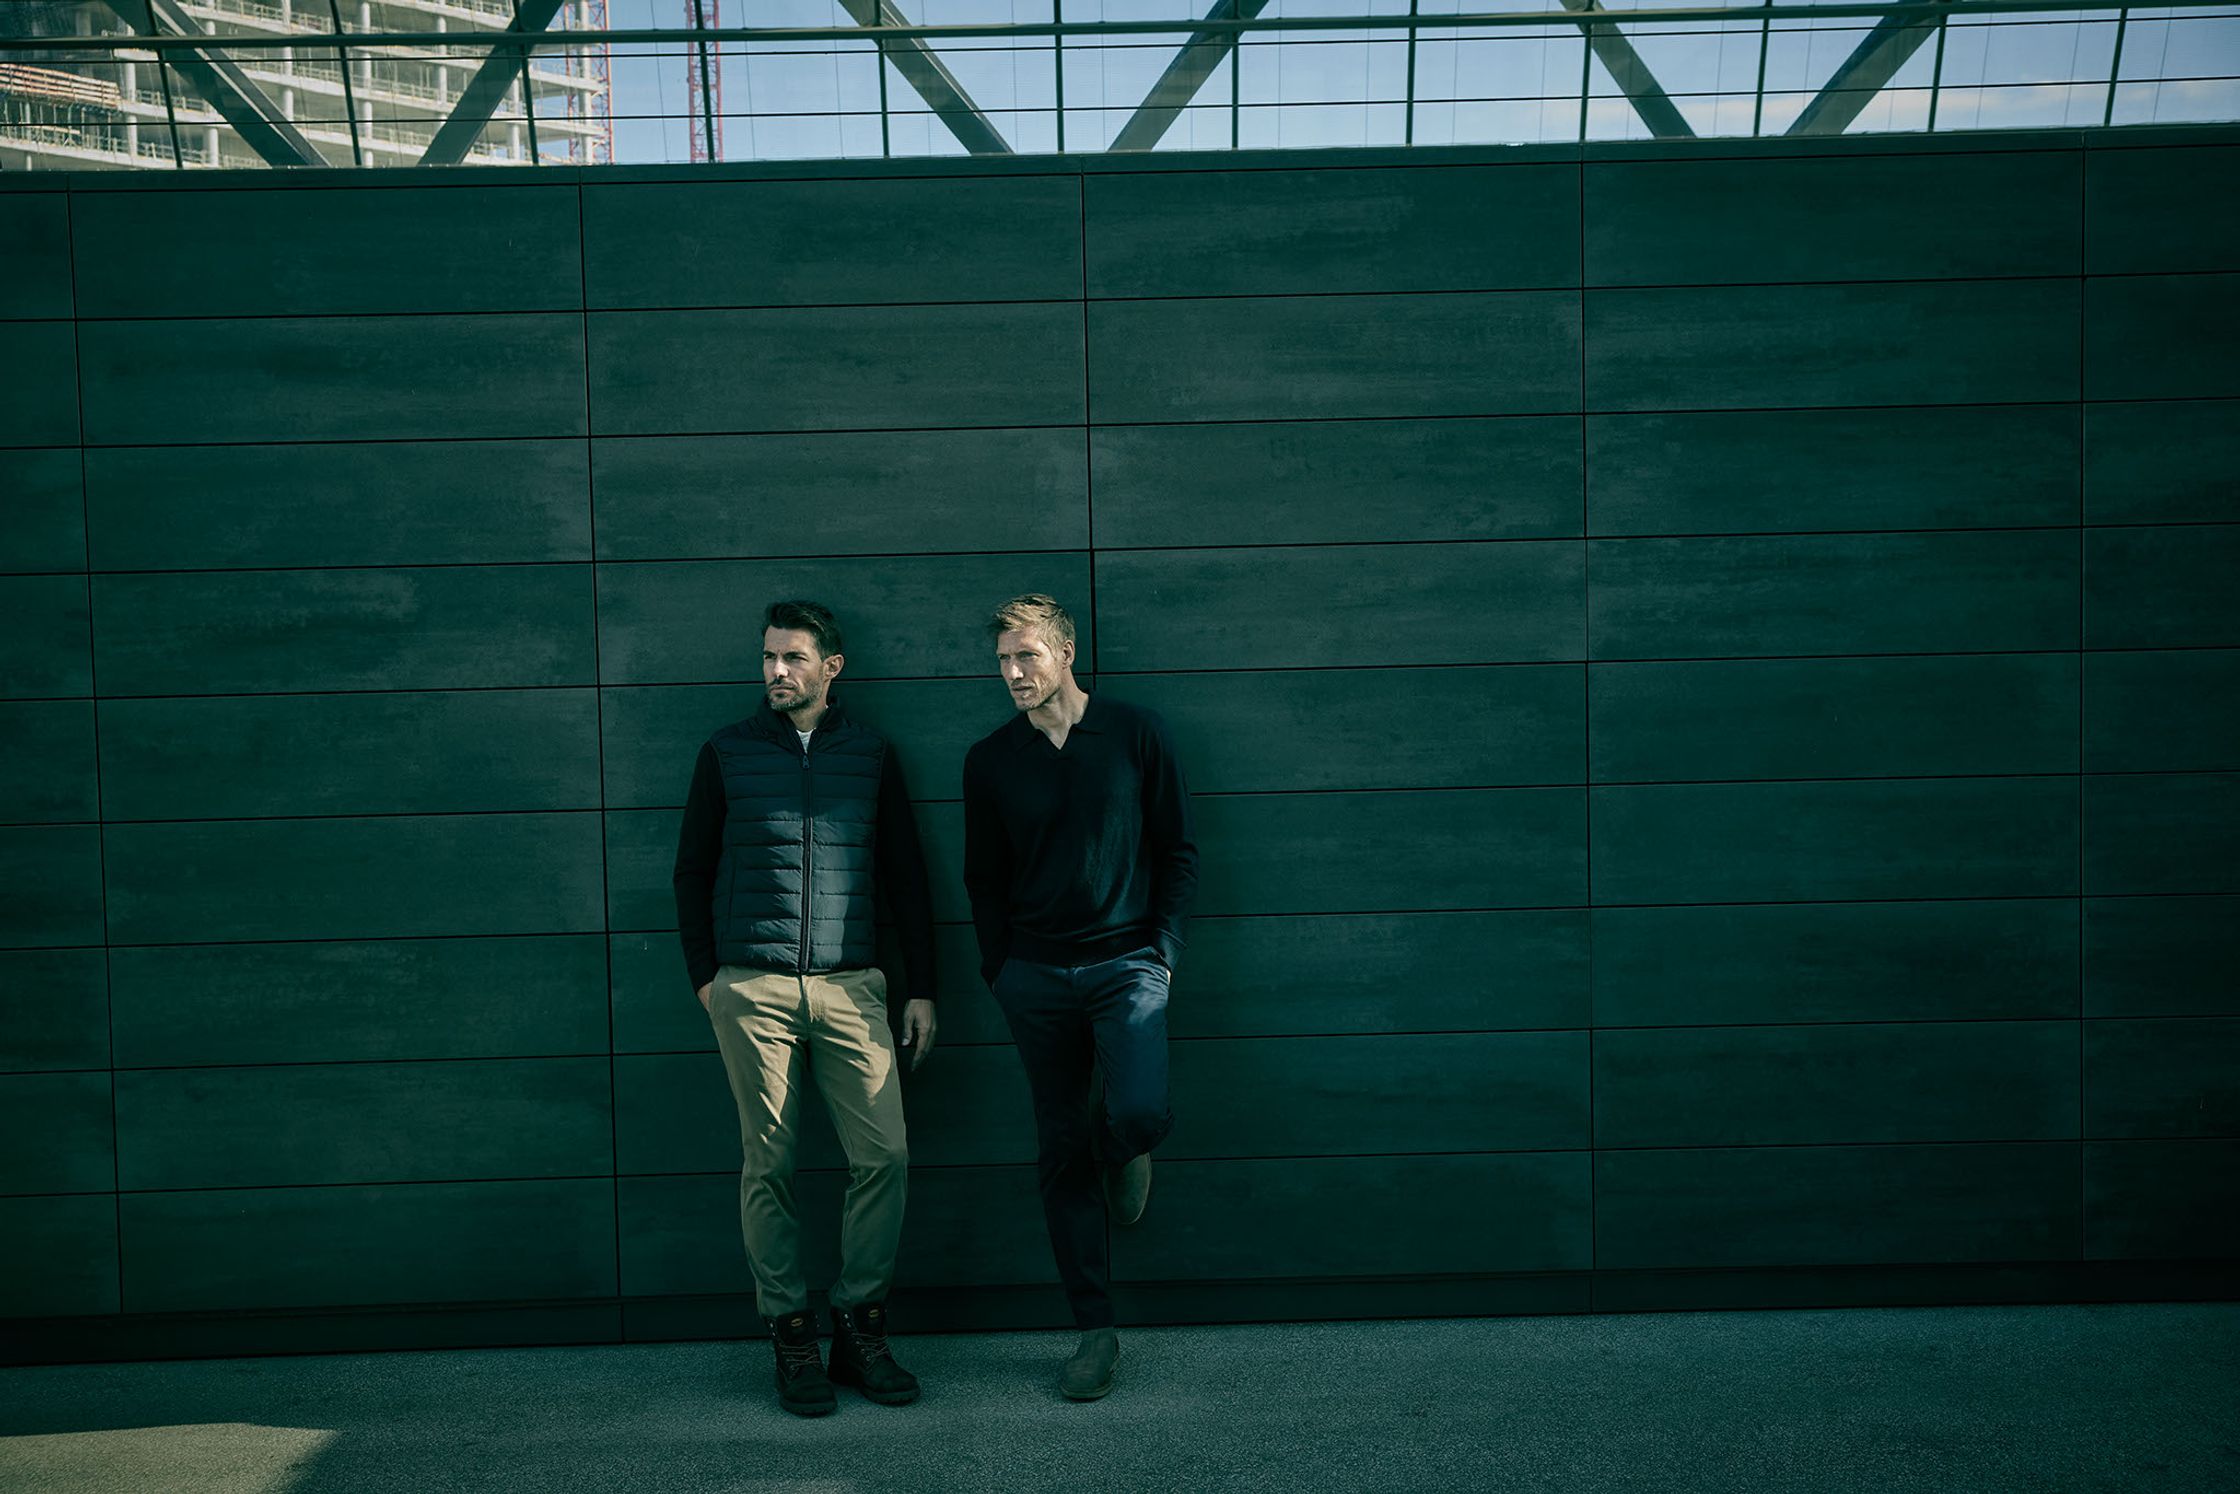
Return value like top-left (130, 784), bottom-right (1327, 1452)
top-left (582, 175), bottom-right (1084, 308)
top-left (85, 440), bottom-right (593, 570)
top-left (71, 185), bottom-right (586, 317)
top-left (4, 129), bottom-right (2234, 1356)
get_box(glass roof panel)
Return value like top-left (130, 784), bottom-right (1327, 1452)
top-left (4, 0), bottom-right (2238, 169)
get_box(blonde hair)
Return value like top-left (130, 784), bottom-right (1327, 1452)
top-left (987, 593), bottom-right (1076, 652)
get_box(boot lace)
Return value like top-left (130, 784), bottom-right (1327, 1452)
top-left (775, 1337), bottom-right (822, 1375)
top-left (847, 1315), bottom-right (896, 1366)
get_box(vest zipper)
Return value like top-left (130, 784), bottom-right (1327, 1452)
top-left (797, 736), bottom-right (815, 973)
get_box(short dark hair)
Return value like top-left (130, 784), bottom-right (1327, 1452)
top-left (763, 599), bottom-right (844, 659)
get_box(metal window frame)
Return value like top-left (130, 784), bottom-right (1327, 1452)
top-left (12, 0), bottom-right (2233, 166)
top-left (25, 3), bottom-right (2223, 54)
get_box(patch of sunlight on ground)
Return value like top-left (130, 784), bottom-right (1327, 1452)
top-left (0, 1423), bottom-right (336, 1494)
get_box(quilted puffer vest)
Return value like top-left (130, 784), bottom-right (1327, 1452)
top-left (709, 703), bottom-right (886, 974)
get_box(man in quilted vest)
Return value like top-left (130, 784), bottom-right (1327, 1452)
top-left (672, 599), bottom-right (939, 1417)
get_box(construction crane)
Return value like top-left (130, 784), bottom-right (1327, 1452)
top-left (685, 0), bottom-right (721, 161)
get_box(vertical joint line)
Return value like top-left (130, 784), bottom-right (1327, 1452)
top-left (65, 185), bottom-right (123, 1308)
top-left (573, 180), bottom-right (619, 1301)
top-left (2074, 143), bottom-right (2087, 1263)
top-left (1578, 156), bottom-right (1595, 1276)
top-left (1080, 173), bottom-right (1096, 677)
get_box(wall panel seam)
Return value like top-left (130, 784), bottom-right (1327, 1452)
top-left (58, 180), bottom-right (124, 1319)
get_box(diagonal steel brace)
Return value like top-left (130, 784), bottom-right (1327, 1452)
top-left (1110, 0), bottom-right (1268, 153)
top-left (839, 0), bottom-right (1011, 155)
top-left (1787, 0), bottom-right (1953, 134)
top-left (1560, 0), bottom-right (1697, 138)
top-left (420, 0), bottom-right (564, 167)
top-left (105, 0), bottom-right (331, 166)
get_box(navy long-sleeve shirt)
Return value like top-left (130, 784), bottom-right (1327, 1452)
top-left (961, 693), bottom-right (1198, 985)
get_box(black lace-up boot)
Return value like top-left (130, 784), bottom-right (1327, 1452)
top-left (767, 1309), bottom-right (837, 1417)
top-left (828, 1302), bottom-right (921, 1405)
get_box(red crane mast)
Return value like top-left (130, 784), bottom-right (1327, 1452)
top-left (686, 0), bottom-right (723, 162)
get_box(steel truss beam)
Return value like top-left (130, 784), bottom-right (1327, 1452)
top-left (839, 0), bottom-right (1011, 155)
top-left (1787, 0), bottom-right (1953, 134)
top-left (103, 0), bottom-right (330, 166)
top-left (15, 0), bottom-right (2193, 164)
top-left (8, 2), bottom-right (2233, 53)
top-left (1560, 0), bottom-right (1696, 138)
top-left (1110, 0), bottom-right (1692, 152)
top-left (1111, 0), bottom-right (1268, 153)
top-left (420, 0), bottom-right (564, 167)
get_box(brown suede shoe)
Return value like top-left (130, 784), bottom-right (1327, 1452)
top-left (1061, 1328), bottom-right (1120, 1401)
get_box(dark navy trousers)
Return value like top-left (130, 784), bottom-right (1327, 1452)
top-left (989, 947), bottom-right (1174, 1329)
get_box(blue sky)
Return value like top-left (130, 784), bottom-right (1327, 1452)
top-left (556, 0), bottom-right (2240, 164)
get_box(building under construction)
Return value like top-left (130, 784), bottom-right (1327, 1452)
top-left (0, 0), bottom-right (611, 170)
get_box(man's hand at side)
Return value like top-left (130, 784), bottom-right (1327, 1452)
top-left (697, 982), bottom-right (712, 1013)
top-left (900, 999), bottom-right (938, 1070)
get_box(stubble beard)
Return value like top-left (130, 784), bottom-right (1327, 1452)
top-left (768, 678), bottom-right (823, 716)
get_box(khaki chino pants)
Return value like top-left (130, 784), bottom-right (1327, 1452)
top-left (707, 965), bottom-right (908, 1318)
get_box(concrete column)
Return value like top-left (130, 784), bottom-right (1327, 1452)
top-left (123, 60), bottom-right (140, 155)
top-left (437, 15), bottom-right (449, 103)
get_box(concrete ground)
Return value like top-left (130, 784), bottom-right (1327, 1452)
top-left (2, 1304), bottom-right (2235, 1493)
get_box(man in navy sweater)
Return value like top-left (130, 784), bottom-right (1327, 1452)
top-left (962, 593), bottom-right (1199, 1401)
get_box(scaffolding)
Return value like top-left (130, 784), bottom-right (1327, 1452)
top-left (0, 0), bottom-right (612, 170)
